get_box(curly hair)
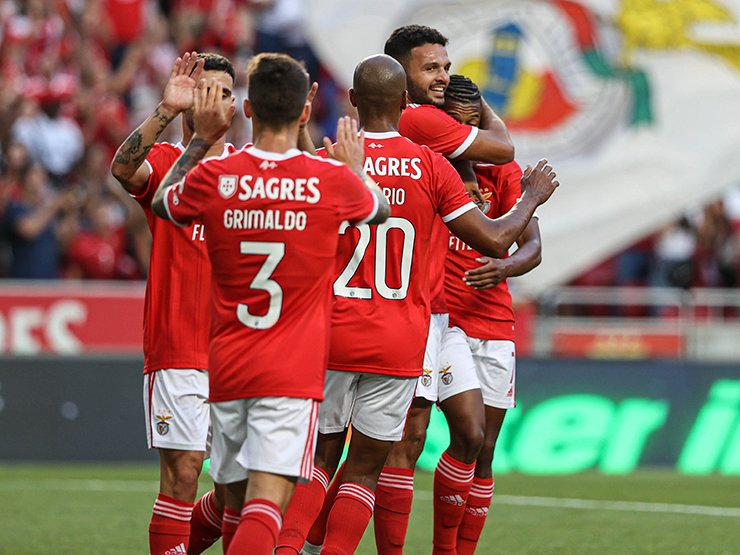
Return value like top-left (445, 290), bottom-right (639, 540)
top-left (445, 74), bottom-right (482, 104)
top-left (384, 25), bottom-right (448, 64)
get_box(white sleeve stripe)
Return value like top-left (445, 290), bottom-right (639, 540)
top-left (441, 201), bottom-right (476, 223)
top-left (144, 159), bottom-right (153, 176)
top-left (354, 193), bottom-right (379, 226)
top-left (448, 126), bottom-right (479, 159)
top-left (162, 184), bottom-right (188, 228)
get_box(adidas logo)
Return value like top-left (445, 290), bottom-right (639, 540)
top-left (259, 160), bottom-right (278, 170)
top-left (164, 543), bottom-right (187, 555)
top-left (439, 494), bottom-right (466, 506)
top-left (465, 506), bottom-right (489, 517)
top-left (367, 142), bottom-right (384, 148)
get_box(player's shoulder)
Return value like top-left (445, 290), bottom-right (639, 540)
top-left (302, 151), bottom-right (345, 168)
top-left (401, 103), bottom-right (456, 123)
top-left (149, 141), bottom-right (184, 162)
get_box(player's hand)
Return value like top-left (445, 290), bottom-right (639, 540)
top-left (323, 116), bottom-right (364, 174)
top-left (462, 256), bottom-right (511, 290)
top-left (521, 158), bottom-right (559, 205)
top-left (463, 180), bottom-right (487, 208)
top-left (192, 78), bottom-right (236, 146)
top-left (161, 52), bottom-right (204, 116)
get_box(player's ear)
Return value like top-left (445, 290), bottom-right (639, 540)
top-left (348, 88), bottom-right (358, 108)
top-left (401, 90), bottom-right (408, 110)
top-left (243, 98), bottom-right (252, 119)
top-left (299, 102), bottom-right (311, 126)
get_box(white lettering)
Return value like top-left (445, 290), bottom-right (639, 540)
top-left (224, 209), bottom-right (233, 228)
top-left (410, 158), bottom-right (422, 180)
top-left (252, 177), bottom-right (266, 199)
top-left (47, 301), bottom-right (85, 354)
top-left (306, 178), bottom-right (321, 204)
top-left (11, 307), bottom-right (43, 354)
top-left (295, 178), bottom-right (306, 201)
top-left (239, 175), bottom-right (253, 200)
top-left (375, 157), bottom-right (387, 176)
top-left (400, 158), bottom-right (409, 176)
top-left (266, 178), bottom-right (280, 200)
top-left (388, 158), bottom-right (400, 176)
top-left (280, 178), bottom-right (295, 200)
top-left (364, 157), bottom-right (375, 175)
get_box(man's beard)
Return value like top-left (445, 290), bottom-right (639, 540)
top-left (408, 79), bottom-right (444, 108)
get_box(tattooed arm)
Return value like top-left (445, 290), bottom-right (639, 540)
top-left (151, 78), bottom-right (236, 221)
top-left (110, 53), bottom-right (204, 193)
top-left (150, 138), bottom-right (210, 220)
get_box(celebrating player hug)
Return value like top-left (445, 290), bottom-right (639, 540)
top-left (116, 20), bottom-right (559, 555)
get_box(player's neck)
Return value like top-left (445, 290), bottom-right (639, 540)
top-left (251, 122), bottom-right (299, 154)
top-left (359, 114), bottom-right (399, 134)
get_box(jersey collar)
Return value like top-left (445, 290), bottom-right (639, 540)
top-left (246, 146), bottom-right (302, 161)
top-left (363, 131), bottom-right (401, 139)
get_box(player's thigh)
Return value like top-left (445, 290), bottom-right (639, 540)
top-left (471, 339), bottom-right (516, 409)
top-left (318, 369), bottom-right (360, 434)
top-left (350, 374), bottom-right (417, 442)
top-left (143, 368), bottom-right (210, 451)
top-left (416, 313), bottom-right (448, 403)
top-left (437, 325), bottom-right (481, 403)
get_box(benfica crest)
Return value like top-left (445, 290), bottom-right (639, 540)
top-left (155, 410), bottom-right (173, 436)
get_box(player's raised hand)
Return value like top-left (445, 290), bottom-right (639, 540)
top-left (520, 158), bottom-right (559, 205)
top-left (161, 52), bottom-right (204, 115)
top-left (323, 116), bottom-right (365, 174)
top-left (192, 78), bottom-right (236, 145)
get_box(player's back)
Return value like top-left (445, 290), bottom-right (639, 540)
top-left (329, 131), bottom-right (473, 377)
top-left (167, 145), bottom-right (376, 402)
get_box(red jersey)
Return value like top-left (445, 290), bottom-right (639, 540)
top-left (445, 162), bottom-right (523, 342)
top-left (135, 141), bottom-right (235, 374)
top-left (327, 131), bottom-right (474, 378)
top-left (399, 103), bottom-right (479, 312)
top-left (163, 146), bottom-right (377, 402)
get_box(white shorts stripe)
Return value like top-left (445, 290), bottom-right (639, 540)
top-left (301, 401), bottom-right (320, 480)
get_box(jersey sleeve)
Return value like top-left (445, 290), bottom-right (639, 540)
top-left (400, 106), bottom-right (479, 159)
top-left (162, 161), bottom-right (210, 227)
top-left (498, 161), bottom-right (524, 214)
top-left (132, 144), bottom-right (169, 208)
top-left (432, 153), bottom-right (476, 223)
top-left (336, 165), bottom-right (378, 226)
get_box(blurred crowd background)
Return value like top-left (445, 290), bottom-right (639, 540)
top-left (1, 0), bottom-right (739, 290)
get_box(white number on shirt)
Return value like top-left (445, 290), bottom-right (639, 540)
top-left (237, 241), bottom-right (285, 329)
top-left (334, 217), bottom-right (416, 301)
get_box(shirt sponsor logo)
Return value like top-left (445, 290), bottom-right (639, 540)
top-left (218, 175), bottom-right (238, 199)
top-left (363, 156), bottom-right (422, 180)
top-left (238, 176), bottom-right (321, 204)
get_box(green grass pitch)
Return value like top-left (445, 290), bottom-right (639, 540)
top-left (0, 464), bottom-right (738, 554)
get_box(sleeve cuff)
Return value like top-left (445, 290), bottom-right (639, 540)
top-left (441, 201), bottom-right (476, 223)
top-left (162, 183), bottom-right (188, 228)
top-left (448, 126), bottom-right (479, 159)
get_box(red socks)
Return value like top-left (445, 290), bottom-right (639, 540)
top-left (432, 451), bottom-right (475, 555)
top-left (322, 483), bottom-right (375, 555)
top-left (148, 493), bottom-right (193, 555)
top-left (275, 466), bottom-right (330, 555)
top-left (187, 489), bottom-right (223, 554)
top-left (305, 462), bottom-right (343, 549)
top-left (374, 467), bottom-right (415, 555)
top-left (221, 507), bottom-right (241, 553)
top-left (226, 499), bottom-right (283, 555)
top-left (457, 478), bottom-right (494, 555)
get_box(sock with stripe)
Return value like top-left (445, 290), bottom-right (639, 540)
top-left (322, 482), bottom-right (375, 555)
top-left (456, 478), bottom-right (494, 555)
top-left (226, 499), bottom-right (283, 555)
top-left (304, 462), bottom-right (344, 550)
top-left (221, 506), bottom-right (241, 554)
top-left (187, 489), bottom-right (223, 554)
top-left (275, 466), bottom-right (330, 555)
top-left (432, 451), bottom-right (475, 555)
top-left (148, 493), bottom-right (193, 555)
top-left (373, 466), bottom-right (415, 555)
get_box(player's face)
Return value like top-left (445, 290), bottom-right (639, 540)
top-left (185, 70), bottom-right (234, 132)
top-left (405, 43), bottom-right (451, 108)
top-left (444, 98), bottom-right (481, 127)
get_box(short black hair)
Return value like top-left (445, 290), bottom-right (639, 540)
top-left (196, 53), bottom-right (236, 85)
top-left (384, 25), bottom-right (449, 64)
top-left (445, 74), bottom-right (482, 104)
top-left (247, 53), bottom-right (309, 129)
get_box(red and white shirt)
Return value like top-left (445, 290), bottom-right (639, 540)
top-left (399, 103), bottom-right (479, 312)
top-left (445, 162), bottom-right (524, 342)
top-left (134, 141), bottom-right (235, 374)
top-left (326, 131), bottom-right (474, 378)
top-left (163, 146), bottom-right (377, 402)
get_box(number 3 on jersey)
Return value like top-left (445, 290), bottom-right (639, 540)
top-left (237, 241), bottom-right (285, 329)
top-left (334, 217), bottom-right (415, 301)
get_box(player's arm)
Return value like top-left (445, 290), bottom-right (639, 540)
top-left (152, 78), bottom-right (235, 220)
top-left (446, 159), bottom-right (557, 258)
top-left (450, 158), bottom-right (486, 206)
top-left (462, 218), bottom-right (542, 290)
top-left (455, 98), bottom-right (514, 164)
top-left (323, 116), bottom-right (390, 226)
top-left (111, 53), bottom-right (204, 193)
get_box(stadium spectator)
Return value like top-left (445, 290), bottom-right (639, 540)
top-left (150, 52), bottom-right (389, 555)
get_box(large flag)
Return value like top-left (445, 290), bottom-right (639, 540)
top-left (304, 0), bottom-right (740, 291)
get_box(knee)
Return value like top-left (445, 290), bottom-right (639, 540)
top-left (163, 453), bottom-right (202, 501)
top-left (449, 422), bottom-right (485, 461)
